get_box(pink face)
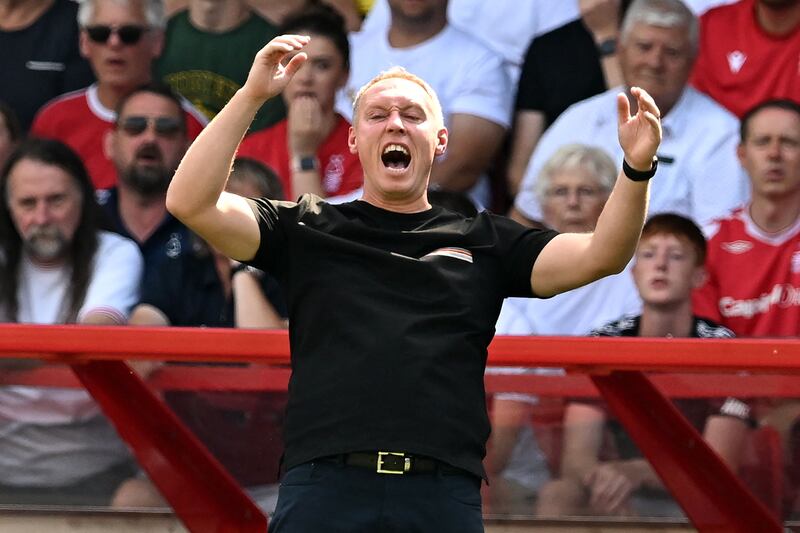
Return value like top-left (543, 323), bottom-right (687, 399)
top-left (619, 23), bottom-right (695, 112)
top-left (540, 168), bottom-right (609, 233)
top-left (6, 159), bottom-right (84, 264)
top-left (738, 107), bottom-right (800, 200)
top-left (633, 233), bottom-right (704, 308)
top-left (349, 77), bottom-right (447, 207)
top-left (282, 33), bottom-right (348, 114)
top-left (106, 91), bottom-right (188, 190)
top-left (79, 0), bottom-right (163, 90)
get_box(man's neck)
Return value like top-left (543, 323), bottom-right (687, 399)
top-left (638, 301), bottom-right (694, 338)
top-left (0, 0), bottom-right (53, 30)
top-left (749, 192), bottom-right (800, 233)
top-left (97, 81), bottom-right (150, 112)
top-left (117, 184), bottom-right (168, 244)
top-left (189, 0), bottom-right (250, 33)
top-left (756, 1), bottom-right (800, 37)
top-left (388, 13), bottom-right (447, 48)
top-left (27, 254), bottom-right (66, 269)
top-left (359, 187), bottom-right (432, 214)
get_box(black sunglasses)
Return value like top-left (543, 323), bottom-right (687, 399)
top-left (118, 116), bottom-right (183, 137)
top-left (85, 25), bottom-right (147, 45)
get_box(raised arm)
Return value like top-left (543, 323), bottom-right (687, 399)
top-left (531, 87), bottom-right (661, 297)
top-left (165, 35), bottom-right (310, 261)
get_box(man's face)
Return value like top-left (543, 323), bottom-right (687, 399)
top-left (282, 33), bottom-right (348, 114)
top-left (6, 159), bottom-right (83, 264)
top-left (79, 0), bottom-right (163, 90)
top-left (738, 107), bottom-right (800, 200)
top-left (387, 0), bottom-right (447, 23)
top-left (619, 22), bottom-right (695, 112)
top-left (540, 168), bottom-right (609, 233)
top-left (106, 91), bottom-right (187, 197)
top-left (349, 77), bottom-right (447, 205)
top-left (633, 233), bottom-right (704, 308)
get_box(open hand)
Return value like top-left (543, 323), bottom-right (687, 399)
top-left (241, 34), bottom-right (310, 104)
top-left (617, 86), bottom-right (662, 171)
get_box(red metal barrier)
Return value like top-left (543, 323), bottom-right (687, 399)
top-left (0, 324), bottom-right (798, 532)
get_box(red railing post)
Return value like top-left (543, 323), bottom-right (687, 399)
top-left (593, 370), bottom-right (783, 533)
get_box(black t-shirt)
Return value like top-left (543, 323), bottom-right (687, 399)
top-left (516, 20), bottom-right (607, 128)
top-left (0, 0), bottom-right (94, 131)
top-left (247, 195), bottom-right (558, 478)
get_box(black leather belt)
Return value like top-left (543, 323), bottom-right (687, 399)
top-left (323, 452), bottom-right (463, 475)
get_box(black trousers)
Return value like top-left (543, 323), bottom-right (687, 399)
top-left (269, 460), bottom-right (484, 533)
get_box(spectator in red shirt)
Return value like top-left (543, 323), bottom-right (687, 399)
top-left (237, 4), bottom-right (363, 200)
top-left (691, 0), bottom-right (800, 118)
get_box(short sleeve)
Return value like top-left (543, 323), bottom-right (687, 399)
top-left (246, 197), bottom-right (295, 276)
top-left (78, 232), bottom-right (143, 323)
top-left (490, 214), bottom-right (558, 297)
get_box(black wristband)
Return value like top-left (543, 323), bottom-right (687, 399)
top-left (622, 157), bottom-right (658, 182)
top-left (231, 262), bottom-right (263, 279)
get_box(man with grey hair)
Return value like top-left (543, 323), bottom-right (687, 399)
top-left (30, 0), bottom-right (206, 192)
top-left (512, 0), bottom-right (747, 230)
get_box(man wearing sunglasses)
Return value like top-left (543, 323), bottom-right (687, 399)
top-left (30, 0), bottom-right (207, 193)
top-left (100, 83), bottom-right (229, 330)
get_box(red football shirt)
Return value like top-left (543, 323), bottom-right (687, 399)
top-left (691, 0), bottom-right (800, 118)
top-left (693, 207), bottom-right (800, 337)
top-left (237, 114), bottom-right (363, 200)
top-left (31, 84), bottom-right (206, 191)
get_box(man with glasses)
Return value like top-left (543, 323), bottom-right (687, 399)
top-left (30, 0), bottom-right (206, 192)
top-left (101, 83), bottom-right (228, 329)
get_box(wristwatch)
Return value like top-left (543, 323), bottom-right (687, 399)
top-left (597, 37), bottom-right (618, 58)
top-left (291, 155), bottom-right (319, 172)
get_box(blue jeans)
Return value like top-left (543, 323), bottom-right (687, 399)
top-left (269, 460), bottom-right (484, 533)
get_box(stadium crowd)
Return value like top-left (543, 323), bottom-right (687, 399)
top-left (1, 0), bottom-right (800, 523)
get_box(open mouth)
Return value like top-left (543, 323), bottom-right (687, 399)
top-left (381, 144), bottom-right (411, 171)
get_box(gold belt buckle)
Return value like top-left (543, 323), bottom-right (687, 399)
top-left (376, 451), bottom-right (410, 474)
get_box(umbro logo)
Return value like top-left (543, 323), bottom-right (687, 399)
top-left (722, 240), bottom-right (753, 254)
top-left (727, 51), bottom-right (746, 74)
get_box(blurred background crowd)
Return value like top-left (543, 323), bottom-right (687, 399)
top-left (1, 0), bottom-right (800, 522)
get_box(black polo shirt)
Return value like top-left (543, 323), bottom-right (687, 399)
top-left (247, 195), bottom-right (557, 478)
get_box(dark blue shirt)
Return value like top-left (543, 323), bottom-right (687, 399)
top-left (100, 189), bottom-right (230, 327)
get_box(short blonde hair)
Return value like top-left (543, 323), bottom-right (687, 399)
top-left (352, 66), bottom-right (444, 128)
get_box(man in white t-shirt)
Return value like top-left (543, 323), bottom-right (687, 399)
top-left (0, 138), bottom-right (143, 505)
top-left (336, 0), bottom-right (512, 207)
top-left (512, 0), bottom-right (748, 229)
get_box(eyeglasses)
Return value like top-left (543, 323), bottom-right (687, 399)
top-left (117, 116), bottom-right (183, 138)
top-left (544, 186), bottom-right (606, 201)
top-left (85, 25), bottom-right (147, 45)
